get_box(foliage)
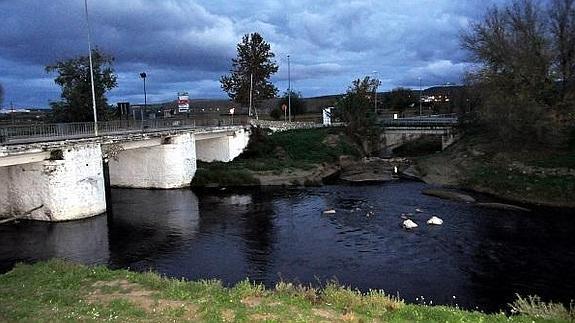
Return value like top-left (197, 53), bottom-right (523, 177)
top-left (461, 0), bottom-right (575, 146)
top-left (46, 48), bottom-right (117, 122)
top-left (384, 87), bottom-right (416, 116)
top-left (191, 165), bottom-right (259, 187)
top-left (220, 33), bottom-right (278, 109)
top-left (510, 294), bottom-right (574, 321)
top-left (334, 76), bottom-right (381, 155)
top-left (271, 90), bottom-right (306, 120)
top-left (0, 260), bottom-right (556, 322)
top-left (237, 127), bottom-right (360, 169)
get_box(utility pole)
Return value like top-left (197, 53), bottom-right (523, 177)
top-left (373, 71), bottom-right (378, 114)
top-left (140, 72), bottom-right (147, 127)
top-left (288, 55), bottom-right (291, 122)
top-left (84, 0), bottom-right (98, 136)
top-left (249, 73), bottom-right (255, 119)
top-left (418, 77), bottom-right (422, 116)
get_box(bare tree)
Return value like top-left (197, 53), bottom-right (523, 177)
top-left (549, 0), bottom-right (575, 100)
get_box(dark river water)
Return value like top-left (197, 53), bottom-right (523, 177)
top-left (1, 182), bottom-right (574, 313)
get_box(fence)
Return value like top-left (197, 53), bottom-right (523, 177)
top-left (0, 117), bottom-right (246, 144)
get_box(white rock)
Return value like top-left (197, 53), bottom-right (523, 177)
top-left (427, 216), bottom-right (443, 225)
top-left (403, 219), bottom-right (418, 229)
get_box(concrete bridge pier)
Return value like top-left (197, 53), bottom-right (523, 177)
top-left (195, 128), bottom-right (250, 162)
top-left (0, 143), bottom-right (107, 221)
top-left (107, 133), bottom-right (196, 189)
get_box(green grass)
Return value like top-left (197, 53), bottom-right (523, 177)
top-left (192, 127), bottom-right (361, 186)
top-left (0, 260), bottom-right (571, 322)
top-left (465, 164), bottom-right (575, 204)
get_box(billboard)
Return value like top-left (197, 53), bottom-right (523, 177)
top-left (177, 92), bottom-right (189, 112)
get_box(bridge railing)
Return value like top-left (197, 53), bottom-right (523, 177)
top-left (380, 117), bottom-right (458, 127)
top-left (0, 117), bottom-right (246, 144)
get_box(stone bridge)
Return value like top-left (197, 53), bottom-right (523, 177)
top-left (0, 126), bottom-right (250, 222)
top-left (380, 117), bottom-right (458, 152)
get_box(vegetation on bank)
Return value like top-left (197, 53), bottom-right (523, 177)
top-left (192, 127), bottom-right (360, 187)
top-left (415, 127), bottom-right (575, 207)
top-left (1, 260), bottom-right (572, 322)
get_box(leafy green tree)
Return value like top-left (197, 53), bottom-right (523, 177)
top-left (220, 33), bottom-right (278, 110)
top-left (335, 76), bottom-right (380, 155)
top-left (274, 90), bottom-right (306, 120)
top-left (46, 48), bottom-right (117, 122)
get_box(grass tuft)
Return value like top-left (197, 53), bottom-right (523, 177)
top-left (510, 294), bottom-right (574, 321)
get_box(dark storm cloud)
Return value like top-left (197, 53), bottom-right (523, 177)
top-left (0, 0), bottom-right (506, 108)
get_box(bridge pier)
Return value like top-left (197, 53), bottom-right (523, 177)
top-left (107, 133), bottom-right (196, 189)
top-left (195, 128), bottom-right (250, 162)
top-left (0, 143), bottom-right (106, 221)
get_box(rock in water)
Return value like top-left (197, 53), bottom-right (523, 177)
top-left (427, 216), bottom-right (443, 225)
top-left (422, 188), bottom-right (476, 203)
top-left (323, 209), bottom-right (336, 215)
top-left (403, 219), bottom-right (418, 229)
top-left (475, 203), bottom-right (531, 212)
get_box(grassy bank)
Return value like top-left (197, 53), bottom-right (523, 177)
top-left (416, 130), bottom-right (575, 208)
top-left (1, 260), bottom-right (571, 322)
top-left (192, 127), bottom-right (360, 187)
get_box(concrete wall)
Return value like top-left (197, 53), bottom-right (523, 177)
top-left (0, 143), bottom-right (106, 221)
top-left (196, 128), bottom-right (250, 162)
top-left (108, 133), bottom-right (196, 189)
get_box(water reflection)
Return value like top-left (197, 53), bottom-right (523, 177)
top-left (107, 189), bottom-right (200, 270)
top-left (0, 214), bottom-right (109, 272)
top-left (0, 183), bottom-right (574, 313)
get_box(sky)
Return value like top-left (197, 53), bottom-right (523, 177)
top-left (0, 0), bottom-right (505, 108)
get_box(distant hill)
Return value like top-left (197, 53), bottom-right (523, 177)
top-left (140, 85), bottom-right (464, 115)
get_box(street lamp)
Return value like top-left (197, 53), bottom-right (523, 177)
top-left (83, 0), bottom-right (98, 136)
top-left (288, 55), bottom-right (291, 122)
top-left (372, 71), bottom-right (378, 114)
top-left (418, 77), bottom-right (422, 116)
top-left (140, 72), bottom-right (147, 125)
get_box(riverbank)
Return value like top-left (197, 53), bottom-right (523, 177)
top-left (191, 127), bottom-right (362, 187)
top-left (1, 260), bottom-right (571, 322)
top-left (413, 131), bottom-right (575, 208)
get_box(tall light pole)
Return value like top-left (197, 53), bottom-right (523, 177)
top-left (84, 0), bottom-right (98, 136)
top-left (372, 71), bottom-right (378, 114)
top-left (287, 55), bottom-right (291, 122)
top-left (140, 72), bottom-right (147, 125)
top-left (418, 77), bottom-right (422, 116)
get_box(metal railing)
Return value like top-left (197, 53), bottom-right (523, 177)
top-left (380, 116), bottom-right (458, 127)
top-left (0, 117), bottom-right (246, 144)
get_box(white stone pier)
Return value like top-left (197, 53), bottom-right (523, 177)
top-left (0, 142), bottom-right (106, 221)
top-left (0, 126), bottom-right (250, 221)
top-left (107, 133), bottom-right (197, 189)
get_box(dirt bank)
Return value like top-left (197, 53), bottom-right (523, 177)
top-left (412, 135), bottom-right (575, 208)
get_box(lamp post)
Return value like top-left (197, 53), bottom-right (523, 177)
top-left (288, 55), bottom-right (291, 122)
top-left (372, 71), bottom-right (378, 114)
top-left (140, 72), bottom-right (147, 126)
top-left (418, 77), bottom-right (422, 116)
top-left (83, 0), bottom-right (98, 136)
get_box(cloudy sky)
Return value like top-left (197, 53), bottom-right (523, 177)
top-left (0, 0), bottom-right (504, 108)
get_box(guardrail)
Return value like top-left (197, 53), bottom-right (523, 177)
top-left (0, 117), bottom-right (246, 144)
top-left (380, 117), bottom-right (458, 127)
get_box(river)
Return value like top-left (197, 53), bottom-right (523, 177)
top-left (1, 182), bottom-right (574, 313)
